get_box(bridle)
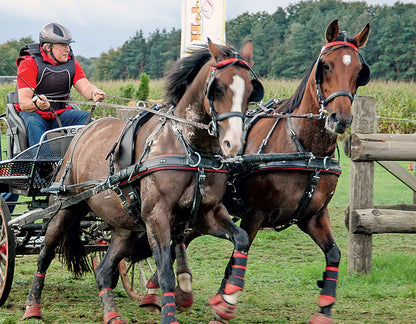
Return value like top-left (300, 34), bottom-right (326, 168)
top-left (204, 56), bottom-right (264, 136)
top-left (314, 40), bottom-right (370, 117)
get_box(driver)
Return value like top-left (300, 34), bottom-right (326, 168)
top-left (16, 22), bottom-right (105, 146)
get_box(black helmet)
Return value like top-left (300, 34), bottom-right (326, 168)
top-left (39, 23), bottom-right (75, 44)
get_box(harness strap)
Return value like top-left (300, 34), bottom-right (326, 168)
top-left (291, 170), bottom-right (321, 222)
top-left (257, 116), bottom-right (280, 154)
top-left (287, 118), bottom-right (306, 153)
top-left (190, 169), bottom-right (206, 228)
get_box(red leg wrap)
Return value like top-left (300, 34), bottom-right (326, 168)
top-left (175, 286), bottom-right (193, 311)
top-left (223, 283), bottom-right (242, 295)
top-left (21, 304), bottom-right (43, 321)
top-left (104, 311), bottom-right (128, 324)
top-left (146, 278), bottom-right (159, 289)
top-left (139, 293), bottom-right (162, 311)
top-left (308, 313), bottom-right (333, 324)
top-left (318, 294), bottom-right (336, 308)
top-left (209, 294), bottom-right (236, 320)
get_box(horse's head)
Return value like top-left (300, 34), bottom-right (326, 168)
top-left (204, 39), bottom-right (264, 157)
top-left (314, 19), bottom-right (370, 135)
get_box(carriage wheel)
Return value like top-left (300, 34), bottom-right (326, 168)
top-left (119, 258), bottom-right (155, 301)
top-left (92, 251), bottom-right (155, 301)
top-left (0, 196), bottom-right (16, 306)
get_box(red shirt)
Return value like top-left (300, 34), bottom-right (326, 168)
top-left (16, 46), bottom-right (86, 89)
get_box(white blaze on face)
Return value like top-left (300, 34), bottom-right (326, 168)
top-left (343, 54), bottom-right (352, 66)
top-left (222, 75), bottom-right (245, 156)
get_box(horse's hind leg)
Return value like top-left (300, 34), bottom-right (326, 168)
top-left (298, 208), bottom-right (341, 324)
top-left (140, 238), bottom-right (198, 312)
top-left (95, 228), bottom-right (135, 324)
top-left (22, 206), bottom-right (85, 320)
top-left (174, 242), bottom-right (193, 311)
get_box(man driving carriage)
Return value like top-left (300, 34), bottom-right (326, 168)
top-left (16, 22), bottom-right (106, 146)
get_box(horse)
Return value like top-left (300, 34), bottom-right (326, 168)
top-left (140, 19), bottom-right (371, 324)
top-left (223, 19), bottom-right (371, 324)
top-left (21, 39), bottom-right (264, 324)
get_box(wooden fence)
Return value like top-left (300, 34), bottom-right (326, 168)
top-left (343, 96), bottom-right (416, 274)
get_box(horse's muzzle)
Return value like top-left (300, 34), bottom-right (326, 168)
top-left (326, 112), bottom-right (353, 135)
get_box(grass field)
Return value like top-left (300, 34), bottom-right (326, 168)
top-left (1, 149), bottom-right (416, 324)
top-left (0, 78), bottom-right (416, 323)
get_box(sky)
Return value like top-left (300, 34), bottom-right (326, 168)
top-left (0, 0), bottom-right (414, 58)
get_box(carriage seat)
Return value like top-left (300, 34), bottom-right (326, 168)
top-left (5, 90), bottom-right (28, 159)
top-left (4, 90), bottom-right (83, 159)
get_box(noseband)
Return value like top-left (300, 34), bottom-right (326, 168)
top-left (314, 40), bottom-right (370, 117)
top-left (205, 57), bottom-right (264, 136)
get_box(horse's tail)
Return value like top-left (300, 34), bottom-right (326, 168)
top-left (58, 216), bottom-right (92, 277)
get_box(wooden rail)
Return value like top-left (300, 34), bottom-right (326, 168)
top-left (343, 96), bottom-right (416, 274)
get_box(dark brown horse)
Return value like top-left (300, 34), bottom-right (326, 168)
top-left (139, 19), bottom-right (371, 324)
top-left (21, 39), bottom-right (264, 324)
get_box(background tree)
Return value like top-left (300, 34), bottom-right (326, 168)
top-left (0, 37), bottom-right (33, 75)
top-left (1, 0), bottom-right (415, 81)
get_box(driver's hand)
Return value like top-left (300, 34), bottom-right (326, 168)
top-left (33, 94), bottom-right (50, 110)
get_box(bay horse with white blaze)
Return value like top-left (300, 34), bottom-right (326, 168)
top-left (21, 39), bottom-right (264, 324)
top-left (138, 19), bottom-right (371, 323)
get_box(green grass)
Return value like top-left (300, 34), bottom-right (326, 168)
top-left (1, 148), bottom-right (416, 323)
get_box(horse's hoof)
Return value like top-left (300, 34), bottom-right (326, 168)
top-left (21, 305), bottom-right (43, 321)
top-left (175, 286), bottom-right (193, 311)
top-left (139, 293), bottom-right (161, 312)
top-left (103, 311), bottom-right (128, 324)
top-left (208, 293), bottom-right (236, 320)
top-left (106, 319), bottom-right (128, 324)
top-left (308, 313), bottom-right (333, 324)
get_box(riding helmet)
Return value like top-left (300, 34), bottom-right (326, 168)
top-left (39, 23), bottom-right (75, 44)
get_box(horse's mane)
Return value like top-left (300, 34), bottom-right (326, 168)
top-left (276, 32), bottom-right (355, 114)
top-left (164, 44), bottom-right (237, 105)
top-left (276, 62), bottom-right (315, 114)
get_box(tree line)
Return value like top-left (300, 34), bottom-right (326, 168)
top-left (0, 0), bottom-right (415, 81)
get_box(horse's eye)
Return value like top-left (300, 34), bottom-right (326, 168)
top-left (212, 84), bottom-right (226, 99)
top-left (322, 63), bottom-right (330, 71)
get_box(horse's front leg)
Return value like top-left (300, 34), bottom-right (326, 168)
top-left (96, 228), bottom-right (134, 324)
top-left (143, 207), bottom-right (178, 324)
top-left (298, 208), bottom-right (341, 324)
top-left (201, 204), bottom-right (250, 324)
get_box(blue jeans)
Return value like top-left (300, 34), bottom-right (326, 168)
top-left (0, 183), bottom-right (18, 213)
top-left (1, 192), bottom-right (18, 213)
top-left (20, 109), bottom-right (90, 146)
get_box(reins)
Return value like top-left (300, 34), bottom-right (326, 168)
top-left (48, 98), bottom-right (212, 131)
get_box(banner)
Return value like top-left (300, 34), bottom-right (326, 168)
top-left (181, 0), bottom-right (226, 57)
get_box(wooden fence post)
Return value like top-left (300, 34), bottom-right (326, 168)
top-left (347, 96), bottom-right (377, 274)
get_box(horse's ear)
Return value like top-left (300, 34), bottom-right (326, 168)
top-left (240, 38), bottom-right (254, 65)
top-left (353, 23), bottom-right (371, 48)
top-left (208, 38), bottom-right (224, 62)
top-left (325, 19), bottom-right (340, 43)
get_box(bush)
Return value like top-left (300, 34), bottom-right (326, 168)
top-left (119, 82), bottom-right (135, 99)
top-left (135, 73), bottom-right (150, 101)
